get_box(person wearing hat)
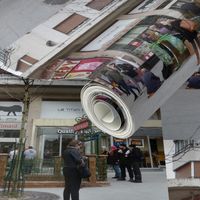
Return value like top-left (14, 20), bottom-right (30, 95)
top-left (107, 145), bottom-right (121, 179)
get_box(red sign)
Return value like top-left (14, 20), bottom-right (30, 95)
top-left (73, 120), bottom-right (89, 131)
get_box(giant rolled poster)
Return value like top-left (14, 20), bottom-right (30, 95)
top-left (1, 0), bottom-right (200, 138)
top-left (79, 2), bottom-right (200, 138)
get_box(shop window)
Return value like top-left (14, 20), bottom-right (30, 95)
top-left (86, 0), bottom-right (113, 11)
top-left (16, 55), bottom-right (38, 72)
top-left (53, 14), bottom-right (88, 34)
top-left (0, 130), bottom-right (20, 138)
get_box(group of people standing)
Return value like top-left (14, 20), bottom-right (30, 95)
top-left (8, 145), bottom-right (37, 174)
top-left (107, 143), bottom-right (143, 183)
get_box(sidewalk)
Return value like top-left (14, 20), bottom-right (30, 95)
top-left (27, 170), bottom-right (169, 200)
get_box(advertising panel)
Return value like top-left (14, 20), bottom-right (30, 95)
top-left (0, 101), bottom-right (23, 130)
top-left (0, 0), bottom-right (200, 138)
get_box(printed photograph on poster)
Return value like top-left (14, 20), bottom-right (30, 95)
top-left (185, 71), bottom-right (200, 89)
top-left (170, 0), bottom-right (200, 19)
top-left (53, 60), bottom-right (80, 79)
top-left (65, 57), bottom-right (111, 79)
top-left (37, 58), bottom-right (111, 80)
top-left (39, 59), bottom-right (79, 79)
top-left (90, 59), bottom-right (143, 99)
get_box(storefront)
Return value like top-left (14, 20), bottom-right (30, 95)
top-left (111, 127), bottom-right (165, 168)
top-left (129, 127), bottom-right (165, 168)
top-left (34, 100), bottom-right (111, 159)
top-left (36, 126), bottom-right (75, 159)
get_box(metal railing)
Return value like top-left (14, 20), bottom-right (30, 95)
top-left (24, 159), bottom-right (55, 176)
top-left (0, 48), bottom-right (11, 66)
top-left (4, 155), bottom-right (108, 183)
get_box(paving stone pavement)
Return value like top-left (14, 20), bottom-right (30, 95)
top-left (0, 191), bottom-right (60, 200)
top-left (0, 170), bottom-right (169, 200)
top-left (27, 170), bottom-right (169, 200)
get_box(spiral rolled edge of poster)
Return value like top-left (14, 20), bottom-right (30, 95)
top-left (81, 82), bottom-right (135, 138)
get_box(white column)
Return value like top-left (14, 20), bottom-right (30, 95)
top-left (147, 136), bottom-right (154, 168)
top-left (59, 134), bottom-right (62, 157)
top-left (110, 136), bottom-right (114, 146)
top-left (191, 161), bottom-right (195, 178)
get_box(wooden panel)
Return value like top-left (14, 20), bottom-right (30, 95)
top-left (86, 0), bottom-right (113, 11)
top-left (17, 55), bottom-right (38, 72)
top-left (175, 162), bottom-right (191, 178)
top-left (194, 161), bottom-right (200, 178)
top-left (54, 14), bottom-right (88, 34)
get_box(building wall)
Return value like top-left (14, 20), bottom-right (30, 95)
top-left (173, 148), bottom-right (200, 170)
top-left (161, 88), bottom-right (200, 140)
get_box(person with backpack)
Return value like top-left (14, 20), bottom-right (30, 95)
top-left (129, 144), bottom-right (143, 183)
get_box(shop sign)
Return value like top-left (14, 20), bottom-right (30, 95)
top-left (130, 139), bottom-right (144, 147)
top-left (57, 128), bottom-right (74, 135)
top-left (0, 102), bottom-right (23, 122)
top-left (113, 138), bottom-right (127, 147)
top-left (0, 122), bottom-right (21, 130)
top-left (41, 101), bottom-right (85, 119)
top-left (73, 120), bottom-right (89, 131)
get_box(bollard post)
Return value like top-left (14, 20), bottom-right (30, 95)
top-left (0, 153), bottom-right (8, 186)
top-left (54, 156), bottom-right (62, 177)
top-left (87, 155), bottom-right (96, 184)
top-left (97, 155), bottom-right (107, 181)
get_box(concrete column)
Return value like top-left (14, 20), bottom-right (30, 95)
top-left (0, 153), bottom-right (8, 186)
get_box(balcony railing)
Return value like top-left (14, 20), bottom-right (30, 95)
top-left (0, 49), bottom-right (10, 67)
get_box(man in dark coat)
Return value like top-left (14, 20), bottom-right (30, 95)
top-left (118, 144), bottom-right (134, 182)
top-left (129, 144), bottom-right (143, 183)
top-left (62, 139), bottom-right (83, 200)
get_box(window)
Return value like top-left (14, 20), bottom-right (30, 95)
top-left (16, 55), bottom-right (38, 72)
top-left (86, 0), bottom-right (113, 11)
top-left (54, 14), bottom-right (88, 34)
top-left (0, 130), bottom-right (20, 138)
top-left (174, 140), bottom-right (195, 154)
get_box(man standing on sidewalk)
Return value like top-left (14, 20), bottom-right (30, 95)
top-left (24, 146), bottom-right (37, 174)
top-left (118, 144), bottom-right (134, 182)
top-left (107, 145), bottom-right (121, 179)
top-left (129, 144), bottom-right (143, 183)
